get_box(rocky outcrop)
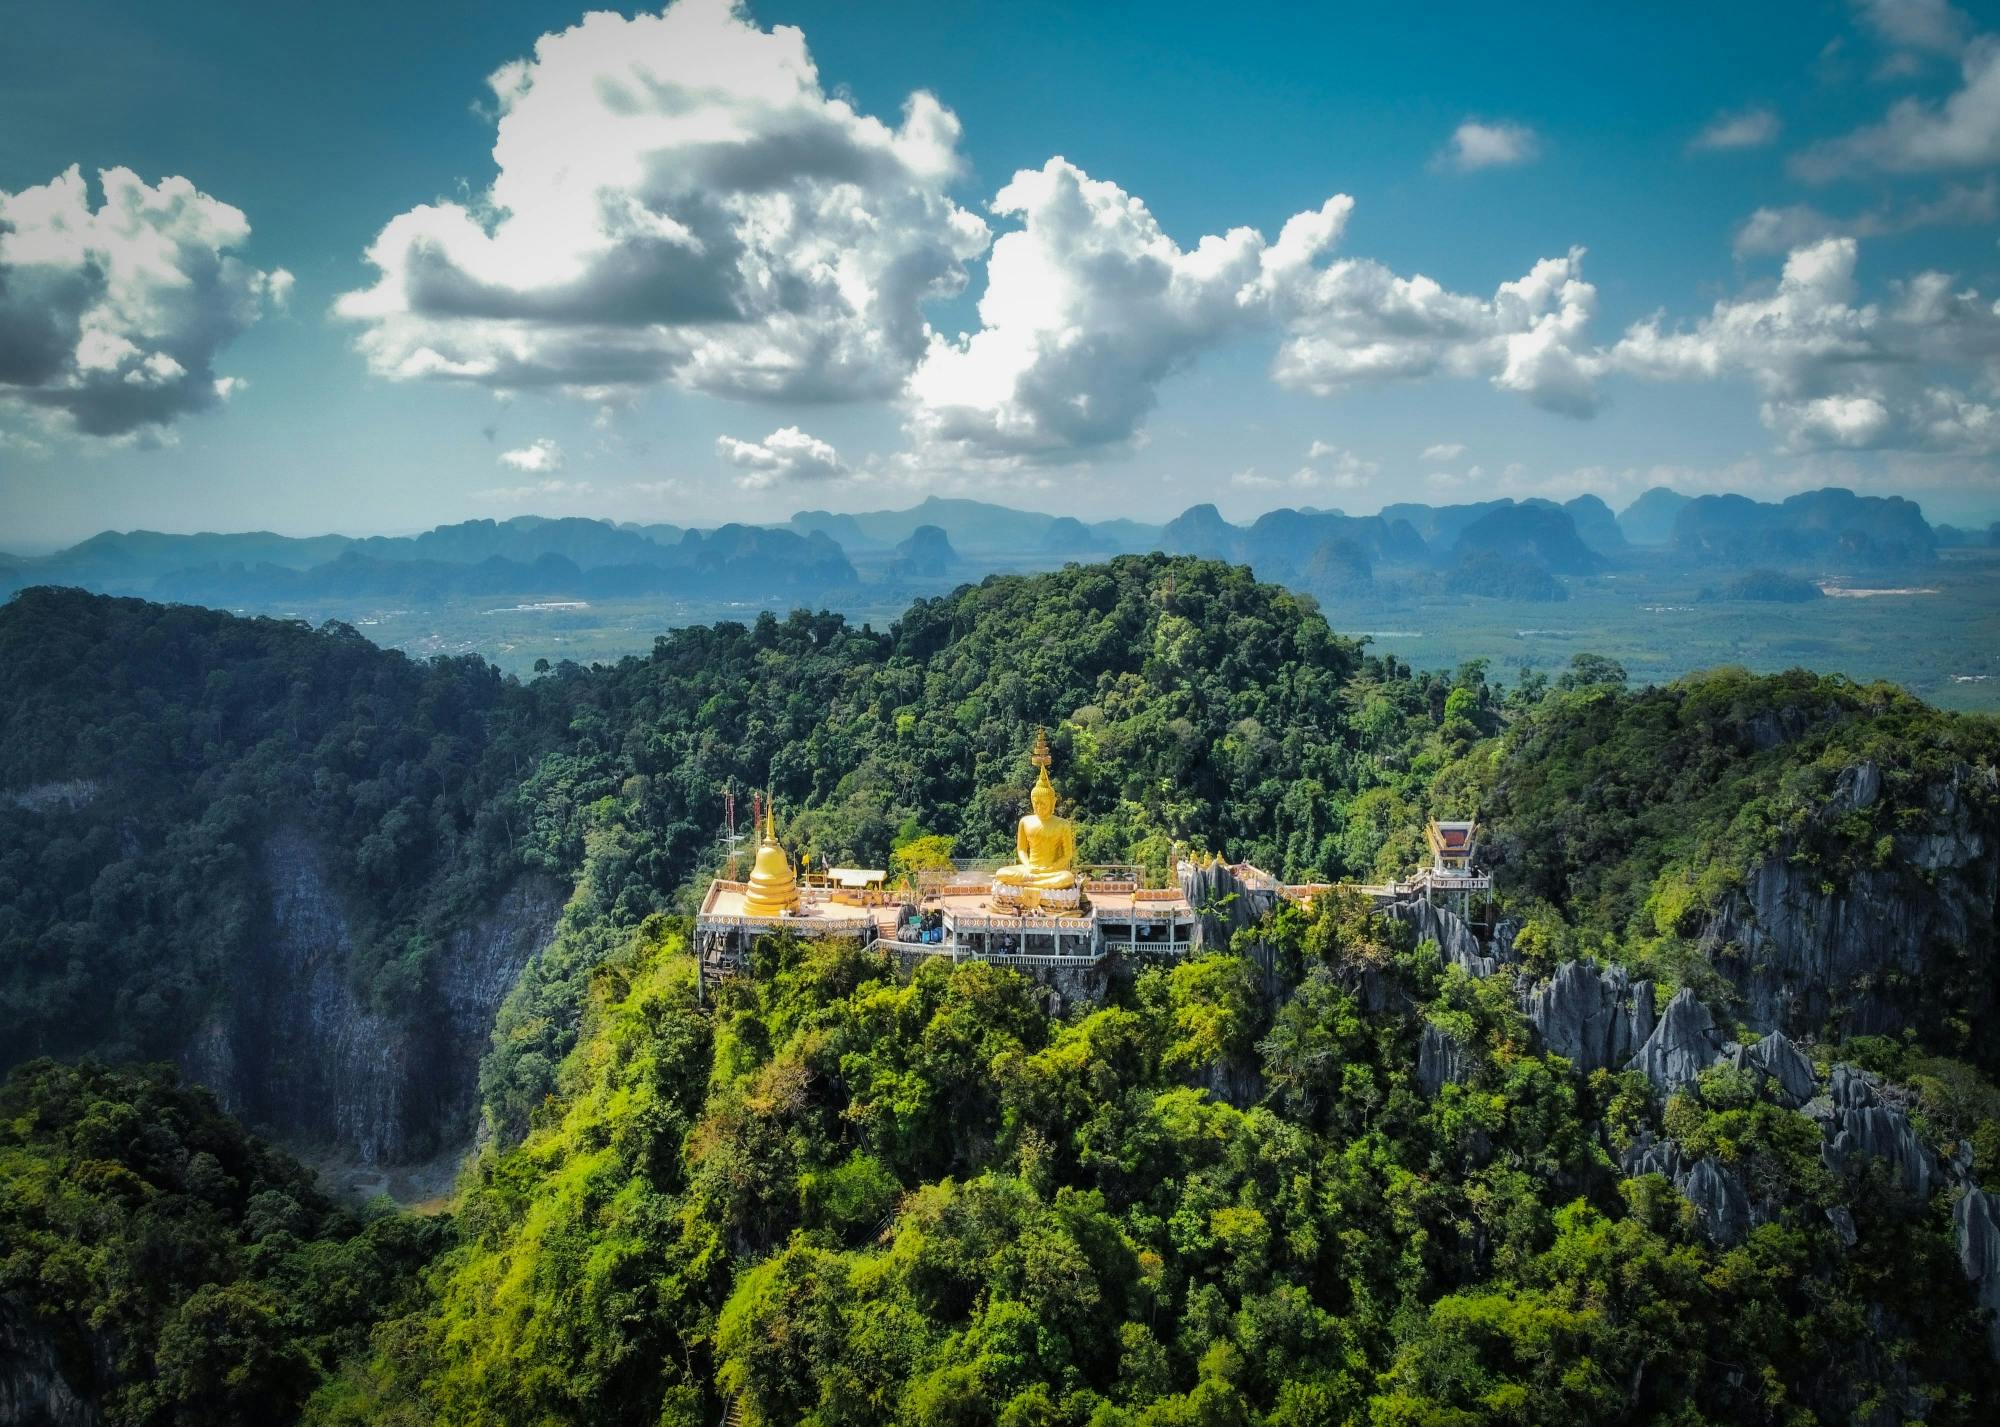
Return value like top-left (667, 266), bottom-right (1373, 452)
top-left (1680, 1157), bottom-right (1753, 1246)
top-left (1417, 1022), bottom-right (1473, 1096)
top-left (0, 1299), bottom-right (99, 1427)
top-left (1740, 1030), bottom-right (1816, 1108)
top-left (1955, 1189), bottom-right (2000, 1359)
top-left (1618, 1132), bottom-right (1751, 1245)
top-left (184, 828), bottom-right (560, 1163)
top-left (1621, 1129), bottom-right (1683, 1180)
top-left (1626, 987), bottom-right (1725, 1093)
top-left (1, 777), bottom-right (100, 813)
top-left (1522, 960), bottom-right (1655, 1072)
top-left (1178, 860), bottom-right (1279, 946)
top-left (1382, 897), bottom-right (1497, 977)
top-left (1813, 1064), bottom-right (1936, 1200)
top-left (1699, 761), bottom-right (1998, 1042)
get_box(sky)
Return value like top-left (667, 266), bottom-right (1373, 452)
top-left (3, 0), bottom-right (2000, 548)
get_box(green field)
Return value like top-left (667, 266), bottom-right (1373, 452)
top-left (211, 547), bottom-right (2000, 711)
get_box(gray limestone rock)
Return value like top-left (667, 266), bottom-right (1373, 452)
top-left (1522, 960), bottom-right (1656, 1072)
top-left (1626, 987), bottom-right (1725, 1093)
top-left (1745, 1030), bottom-right (1818, 1108)
top-left (1620, 1129), bottom-right (1684, 1180)
top-left (1699, 761), bottom-right (1998, 1040)
top-left (1177, 859), bottom-right (1278, 944)
top-left (1681, 1156), bottom-right (1753, 1246)
top-left (0, 1299), bottom-right (98, 1427)
top-left (1821, 1064), bottom-right (1936, 1200)
top-left (1827, 1204), bottom-right (1858, 1249)
top-left (1830, 761), bottom-right (1883, 813)
top-left (178, 827), bottom-right (562, 1163)
top-left (1382, 896), bottom-right (1495, 977)
top-left (1618, 1133), bottom-right (1751, 1247)
top-left (1417, 1022), bottom-right (1473, 1097)
top-left (1955, 1188), bottom-right (2000, 1360)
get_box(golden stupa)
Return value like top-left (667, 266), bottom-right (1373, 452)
top-left (993, 729), bottom-right (1078, 892)
top-left (741, 792), bottom-right (799, 916)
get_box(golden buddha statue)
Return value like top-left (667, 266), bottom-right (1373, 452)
top-left (741, 793), bottom-right (799, 916)
top-left (993, 730), bottom-right (1077, 893)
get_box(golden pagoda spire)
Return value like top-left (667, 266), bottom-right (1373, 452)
top-left (741, 787), bottom-right (799, 917)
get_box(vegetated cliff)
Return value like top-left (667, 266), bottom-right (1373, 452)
top-left (0, 588), bottom-right (574, 1163)
top-left (1474, 667), bottom-right (2000, 1068)
top-left (0, 1298), bottom-right (97, 1427)
top-left (314, 885), bottom-right (2000, 1427)
top-left (0, 1060), bottom-right (446, 1427)
top-left (183, 828), bottom-right (561, 1162)
top-left (1699, 759), bottom-right (1998, 1047)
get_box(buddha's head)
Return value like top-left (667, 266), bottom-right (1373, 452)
top-left (1031, 768), bottom-right (1056, 818)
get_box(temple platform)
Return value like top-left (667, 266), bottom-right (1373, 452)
top-left (694, 871), bottom-right (1200, 993)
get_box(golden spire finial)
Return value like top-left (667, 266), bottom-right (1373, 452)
top-left (1030, 727), bottom-right (1052, 772)
top-left (764, 789), bottom-right (776, 843)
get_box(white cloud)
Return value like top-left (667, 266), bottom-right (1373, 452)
top-left (1689, 107), bottom-right (1781, 152)
top-left (905, 157), bottom-right (1610, 464)
top-left (1438, 120), bottom-right (1541, 171)
top-left (906, 158), bottom-right (1354, 461)
top-left (1732, 180), bottom-right (1997, 255)
top-left (0, 165), bottom-right (286, 442)
top-left (1274, 246), bottom-right (1606, 417)
top-left (1234, 445), bottom-right (1377, 491)
top-left (1421, 441), bottom-right (1467, 461)
top-left (498, 436), bottom-right (565, 472)
top-left (477, 477), bottom-right (597, 504)
top-left (716, 425), bottom-right (848, 488)
top-left (1797, 37), bottom-right (2000, 177)
top-left (1610, 236), bottom-right (2000, 453)
top-left (1855, 0), bottom-right (1972, 56)
top-left (337, 0), bottom-right (988, 403)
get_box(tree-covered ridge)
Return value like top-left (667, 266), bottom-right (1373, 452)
top-left (0, 588), bottom-right (565, 1061)
top-left (5, 561), bottom-right (2000, 1424)
top-left (312, 903), bottom-right (1998, 1427)
top-left (1471, 666), bottom-right (1999, 930)
top-left (0, 1060), bottom-right (446, 1426)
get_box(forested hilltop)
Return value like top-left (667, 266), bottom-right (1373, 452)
top-left (3, 559), bottom-right (1999, 1425)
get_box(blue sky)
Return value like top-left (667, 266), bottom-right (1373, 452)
top-left (3, 0), bottom-right (1998, 546)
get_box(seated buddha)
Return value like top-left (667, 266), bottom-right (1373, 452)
top-left (994, 736), bottom-right (1077, 892)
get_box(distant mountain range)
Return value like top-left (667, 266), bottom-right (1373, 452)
top-left (2, 487), bottom-right (1989, 613)
top-left (0, 518), bottom-right (856, 604)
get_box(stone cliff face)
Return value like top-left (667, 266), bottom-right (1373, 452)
top-left (1521, 960), bottom-right (1654, 1072)
top-left (182, 827), bottom-right (561, 1163)
top-left (1700, 761), bottom-right (1999, 1043)
top-left (0, 1300), bottom-right (98, 1427)
top-left (1380, 898), bottom-right (1499, 977)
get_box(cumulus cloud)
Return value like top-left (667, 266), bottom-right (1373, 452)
top-left (1274, 246), bottom-right (1606, 417)
top-left (1855, 0), bottom-right (1973, 57)
top-left (337, 0), bottom-right (988, 403)
top-left (498, 436), bottom-right (564, 472)
top-left (1796, 36), bottom-right (2000, 177)
top-left (906, 159), bottom-right (1354, 461)
top-left (906, 158), bottom-right (1606, 464)
top-left (1421, 441), bottom-right (1467, 462)
top-left (1732, 180), bottom-right (1997, 256)
top-left (716, 425), bottom-right (848, 487)
top-left (1437, 120), bottom-right (1540, 171)
top-left (1689, 107), bottom-right (1781, 152)
top-left (1234, 444), bottom-right (1378, 491)
top-left (477, 477), bottom-right (597, 504)
top-left (0, 165), bottom-right (287, 442)
top-left (1609, 236), bottom-right (2000, 452)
